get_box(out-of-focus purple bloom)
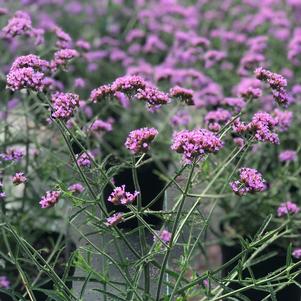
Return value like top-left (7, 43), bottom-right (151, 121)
top-left (105, 212), bottom-right (124, 226)
top-left (2, 11), bottom-right (32, 39)
top-left (111, 75), bottom-right (147, 93)
top-left (205, 109), bottom-right (232, 132)
top-left (154, 229), bottom-right (172, 244)
top-left (52, 25), bottom-right (72, 49)
top-left (169, 86), bottom-right (194, 105)
top-left (233, 137), bottom-right (245, 147)
top-left (90, 85), bottom-right (113, 102)
top-left (223, 97), bottom-right (246, 112)
top-left (125, 127), bottom-right (158, 154)
top-left (171, 129), bottom-right (223, 164)
top-left (0, 148), bottom-right (24, 161)
top-left (74, 78), bottom-right (86, 88)
top-left (171, 110), bottom-right (191, 127)
top-left (114, 91), bottom-right (130, 108)
top-left (277, 201), bottom-right (300, 217)
top-left (204, 50), bottom-right (226, 69)
top-left (108, 185), bottom-right (139, 205)
top-left (279, 150), bottom-right (297, 162)
top-left (39, 190), bottom-right (60, 208)
top-left (76, 152), bottom-right (94, 167)
top-left (230, 168), bottom-right (266, 196)
top-left (88, 119), bottom-right (113, 133)
top-left (12, 172), bottom-right (27, 185)
top-left (76, 39), bottom-right (91, 51)
top-left (0, 276), bottom-right (9, 289)
top-left (68, 183), bottom-right (85, 193)
top-left (292, 248), bottom-right (301, 259)
top-left (273, 109), bottom-right (293, 132)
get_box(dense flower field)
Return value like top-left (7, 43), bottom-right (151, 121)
top-left (0, 0), bottom-right (301, 300)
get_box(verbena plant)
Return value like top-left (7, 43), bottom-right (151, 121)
top-left (0, 1), bottom-right (301, 300)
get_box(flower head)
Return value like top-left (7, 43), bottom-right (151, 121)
top-left (0, 276), bottom-right (9, 289)
top-left (39, 191), bottom-right (60, 208)
top-left (171, 129), bottom-right (223, 163)
top-left (105, 212), bottom-right (124, 226)
top-left (51, 48), bottom-right (79, 71)
top-left (277, 201), bottom-right (300, 217)
top-left (6, 54), bottom-right (49, 91)
top-left (230, 168), bottom-right (266, 196)
top-left (292, 248), bottom-right (301, 259)
top-left (12, 172), bottom-right (27, 185)
top-left (89, 119), bottom-right (113, 133)
top-left (154, 229), bottom-right (172, 244)
top-left (279, 150), bottom-right (297, 162)
top-left (0, 148), bottom-right (24, 161)
top-left (169, 86), bottom-right (194, 105)
top-left (108, 185), bottom-right (139, 205)
top-left (51, 92), bottom-right (79, 120)
top-left (76, 152), bottom-right (93, 167)
top-left (125, 127), bottom-right (158, 154)
top-left (68, 183), bottom-right (85, 194)
top-left (135, 86), bottom-right (169, 107)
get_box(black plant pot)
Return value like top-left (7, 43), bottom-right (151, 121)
top-left (103, 161), bottom-right (168, 229)
top-left (0, 231), bottom-right (76, 301)
top-left (221, 243), bottom-right (301, 301)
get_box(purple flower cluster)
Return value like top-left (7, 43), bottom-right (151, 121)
top-left (292, 248), bottom-right (301, 259)
top-left (52, 25), bottom-right (72, 49)
top-left (51, 92), bottom-right (79, 120)
top-left (223, 97), bottom-right (246, 112)
top-left (7, 54), bottom-right (49, 91)
top-left (90, 85), bottom-right (112, 102)
top-left (0, 148), bottom-right (24, 161)
top-left (125, 127), bottom-right (158, 154)
top-left (255, 67), bottom-right (288, 106)
top-left (171, 129), bottom-right (223, 163)
top-left (277, 201), bottom-right (300, 217)
top-left (230, 168), bottom-right (266, 196)
top-left (169, 86), bottom-right (194, 105)
top-left (12, 172), bottom-right (27, 185)
top-left (279, 150), bottom-right (297, 162)
top-left (0, 276), bottom-right (9, 289)
top-left (51, 48), bottom-right (79, 71)
top-left (135, 86), bottom-right (169, 107)
top-left (111, 75), bottom-right (147, 93)
top-left (154, 229), bottom-right (172, 244)
top-left (171, 110), bottom-right (191, 127)
top-left (233, 112), bottom-right (279, 144)
top-left (2, 11), bottom-right (32, 39)
top-left (105, 212), bottom-right (124, 226)
top-left (273, 109), bottom-right (293, 132)
top-left (108, 185), bottom-right (139, 205)
top-left (39, 190), bottom-right (60, 208)
top-left (68, 183), bottom-right (85, 194)
top-left (205, 109), bottom-right (232, 132)
top-left (76, 152), bottom-right (93, 167)
top-left (88, 119), bottom-right (113, 133)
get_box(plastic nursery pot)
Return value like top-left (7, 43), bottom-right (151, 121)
top-left (0, 231), bottom-right (76, 301)
top-left (103, 160), bottom-right (169, 229)
top-left (221, 241), bottom-right (301, 301)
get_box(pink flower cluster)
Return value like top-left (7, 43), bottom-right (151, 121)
top-left (171, 129), bottom-right (223, 163)
top-left (171, 110), bottom-right (191, 127)
top-left (279, 150), bottom-right (297, 162)
top-left (51, 48), bottom-right (79, 71)
top-left (7, 54), bottom-right (49, 91)
top-left (233, 112), bottom-right (279, 144)
top-left (230, 167), bottom-right (266, 196)
top-left (2, 11), bottom-right (32, 39)
top-left (68, 183), bottom-right (85, 194)
top-left (76, 152), bottom-right (93, 167)
top-left (39, 190), bottom-right (60, 208)
top-left (154, 229), bottom-right (172, 244)
top-left (105, 212), bottom-right (124, 226)
top-left (277, 201), bottom-right (300, 217)
top-left (0, 148), bottom-right (24, 161)
top-left (205, 109), bottom-right (232, 132)
top-left (88, 119), bottom-right (113, 133)
top-left (273, 109), bottom-right (293, 132)
top-left (51, 92), bottom-right (80, 120)
top-left (169, 86), bottom-right (194, 105)
top-left (108, 185), bottom-right (139, 205)
top-left (135, 86), bottom-right (169, 107)
top-left (255, 67), bottom-right (288, 106)
top-left (0, 276), bottom-right (9, 289)
top-left (292, 248), bottom-right (301, 259)
top-left (12, 172), bottom-right (27, 185)
top-left (125, 127), bottom-right (158, 154)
